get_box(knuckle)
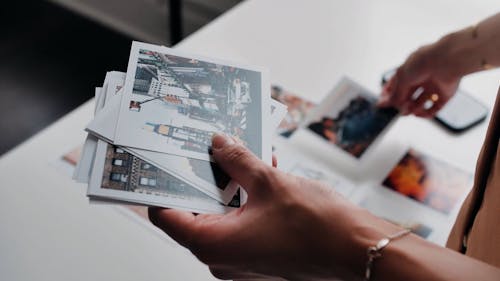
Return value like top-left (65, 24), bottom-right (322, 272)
top-left (223, 145), bottom-right (251, 164)
top-left (191, 243), bottom-right (219, 265)
top-left (209, 267), bottom-right (232, 280)
top-left (147, 207), bottom-right (160, 225)
top-left (250, 165), bottom-right (275, 190)
top-left (277, 175), bottom-right (306, 207)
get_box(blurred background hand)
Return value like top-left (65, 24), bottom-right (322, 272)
top-left (379, 43), bottom-right (461, 118)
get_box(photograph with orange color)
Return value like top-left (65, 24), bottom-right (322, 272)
top-left (271, 85), bottom-right (316, 138)
top-left (382, 149), bottom-right (472, 214)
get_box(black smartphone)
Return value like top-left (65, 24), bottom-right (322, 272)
top-left (381, 69), bottom-right (488, 133)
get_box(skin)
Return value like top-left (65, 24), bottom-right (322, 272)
top-left (379, 12), bottom-right (500, 117)
top-left (149, 135), bottom-right (500, 281)
top-left (149, 12), bottom-right (500, 281)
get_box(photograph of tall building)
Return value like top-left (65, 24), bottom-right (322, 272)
top-left (100, 144), bottom-right (240, 206)
top-left (123, 47), bottom-right (263, 158)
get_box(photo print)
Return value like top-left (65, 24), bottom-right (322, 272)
top-left (382, 149), bottom-right (472, 214)
top-left (271, 85), bottom-right (316, 138)
top-left (114, 42), bottom-right (270, 162)
top-left (382, 217), bottom-right (433, 239)
top-left (305, 78), bottom-right (398, 158)
top-left (88, 142), bottom-right (240, 214)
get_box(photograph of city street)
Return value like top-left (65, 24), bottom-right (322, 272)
top-left (100, 144), bottom-right (241, 208)
top-left (114, 43), bottom-right (266, 162)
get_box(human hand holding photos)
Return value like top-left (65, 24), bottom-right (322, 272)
top-left (149, 134), bottom-right (399, 281)
top-left (379, 43), bottom-right (461, 118)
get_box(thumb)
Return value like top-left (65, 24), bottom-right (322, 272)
top-left (211, 133), bottom-right (272, 196)
top-left (378, 75), bottom-right (396, 107)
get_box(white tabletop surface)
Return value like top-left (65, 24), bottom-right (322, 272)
top-left (1, 1), bottom-right (499, 280)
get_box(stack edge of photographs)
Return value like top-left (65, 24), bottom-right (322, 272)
top-left (74, 41), bottom-right (288, 214)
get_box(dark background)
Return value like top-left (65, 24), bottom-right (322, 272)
top-left (0, 0), bottom-right (238, 155)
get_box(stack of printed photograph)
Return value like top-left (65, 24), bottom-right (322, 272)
top-left (73, 41), bottom-right (287, 214)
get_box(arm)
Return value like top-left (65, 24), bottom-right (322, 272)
top-left (440, 12), bottom-right (500, 77)
top-left (369, 224), bottom-right (500, 281)
top-left (380, 12), bottom-right (500, 117)
top-left (149, 134), bottom-right (500, 281)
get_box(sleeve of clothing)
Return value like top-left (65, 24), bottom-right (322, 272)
top-left (447, 87), bottom-right (500, 268)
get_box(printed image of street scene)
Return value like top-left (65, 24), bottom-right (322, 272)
top-left (129, 49), bottom-right (262, 155)
top-left (101, 144), bottom-right (241, 207)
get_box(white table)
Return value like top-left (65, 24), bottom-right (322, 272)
top-left (1, 1), bottom-right (499, 280)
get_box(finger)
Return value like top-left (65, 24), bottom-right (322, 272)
top-left (378, 77), bottom-right (395, 107)
top-left (148, 207), bottom-right (207, 247)
top-left (209, 266), bottom-right (272, 280)
top-left (234, 278), bottom-right (287, 281)
top-left (405, 89), bottom-right (430, 115)
top-left (389, 69), bottom-right (414, 109)
top-left (417, 96), bottom-right (447, 118)
top-left (211, 133), bottom-right (274, 196)
top-left (391, 63), bottom-right (428, 111)
top-left (272, 154), bottom-right (278, 168)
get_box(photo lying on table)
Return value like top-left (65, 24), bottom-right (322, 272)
top-left (356, 191), bottom-right (446, 243)
top-left (382, 149), bottom-right (472, 214)
top-left (114, 41), bottom-right (271, 163)
top-left (88, 141), bottom-right (240, 214)
top-left (382, 217), bottom-right (433, 239)
top-left (273, 145), bottom-right (356, 198)
top-left (305, 77), bottom-right (398, 159)
top-left (271, 85), bottom-right (316, 138)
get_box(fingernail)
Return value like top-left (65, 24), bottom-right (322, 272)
top-left (212, 133), bottom-right (235, 149)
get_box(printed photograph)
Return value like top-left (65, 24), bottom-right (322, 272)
top-left (288, 163), bottom-right (327, 181)
top-left (114, 43), bottom-right (266, 162)
top-left (125, 95), bottom-right (285, 204)
top-left (382, 149), bottom-right (471, 214)
top-left (283, 160), bottom-right (354, 197)
top-left (101, 144), bottom-right (240, 208)
top-left (383, 217), bottom-right (433, 239)
top-left (306, 80), bottom-right (398, 158)
top-left (187, 158), bottom-right (231, 190)
top-left (271, 85), bottom-right (316, 138)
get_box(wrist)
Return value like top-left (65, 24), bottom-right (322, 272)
top-left (433, 26), bottom-right (484, 79)
top-left (332, 207), bottom-right (404, 280)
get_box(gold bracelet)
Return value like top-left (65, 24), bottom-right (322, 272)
top-left (471, 24), bottom-right (494, 70)
top-left (364, 229), bottom-right (411, 281)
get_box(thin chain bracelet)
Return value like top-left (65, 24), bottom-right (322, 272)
top-left (470, 24), bottom-right (494, 70)
top-left (364, 229), bottom-right (411, 281)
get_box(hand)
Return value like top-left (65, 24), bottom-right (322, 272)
top-left (379, 43), bottom-right (461, 118)
top-left (149, 134), bottom-right (399, 280)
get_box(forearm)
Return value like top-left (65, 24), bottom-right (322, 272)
top-left (436, 12), bottom-right (500, 79)
top-left (346, 211), bottom-right (500, 281)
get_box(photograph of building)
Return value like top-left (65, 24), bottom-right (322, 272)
top-left (142, 122), bottom-right (214, 154)
top-left (127, 49), bottom-right (262, 155)
top-left (100, 144), bottom-right (236, 203)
